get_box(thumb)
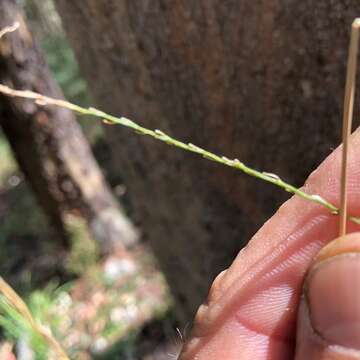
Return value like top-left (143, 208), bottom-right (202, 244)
top-left (295, 233), bottom-right (360, 359)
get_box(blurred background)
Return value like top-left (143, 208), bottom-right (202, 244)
top-left (0, 0), bottom-right (359, 359)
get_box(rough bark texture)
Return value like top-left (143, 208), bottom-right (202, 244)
top-left (55, 0), bottom-right (360, 321)
top-left (0, 0), bottom-right (138, 254)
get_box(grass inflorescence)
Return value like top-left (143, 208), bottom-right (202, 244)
top-left (0, 84), bottom-right (358, 225)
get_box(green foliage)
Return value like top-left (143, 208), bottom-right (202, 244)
top-left (0, 134), bottom-right (49, 279)
top-left (27, 283), bottom-right (72, 331)
top-left (65, 215), bottom-right (99, 275)
top-left (0, 191), bottom-right (48, 280)
top-left (0, 296), bottom-right (49, 359)
top-left (93, 309), bottom-right (177, 360)
top-left (0, 184), bottom-right (47, 240)
top-left (0, 133), bottom-right (17, 184)
top-left (42, 36), bottom-right (88, 106)
top-left (42, 35), bottom-right (103, 142)
top-left (0, 280), bottom-right (72, 360)
top-left (0, 12), bottom-right (169, 359)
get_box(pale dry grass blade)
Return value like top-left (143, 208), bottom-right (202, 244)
top-left (0, 21), bottom-right (19, 39)
top-left (0, 278), bottom-right (69, 360)
top-left (339, 19), bottom-right (360, 236)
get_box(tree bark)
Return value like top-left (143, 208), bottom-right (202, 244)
top-left (55, 0), bottom-right (360, 321)
top-left (0, 0), bottom-right (138, 255)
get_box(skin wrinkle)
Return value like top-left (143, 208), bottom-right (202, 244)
top-left (181, 130), bottom-right (360, 359)
top-left (185, 214), bottom-right (336, 358)
top-left (190, 317), bottom-right (294, 360)
top-left (217, 202), bottom-right (326, 299)
top-left (193, 213), bottom-right (334, 337)
top-left (234, 314), bottom-right (293, 345)
top-left (186, 213), bottom-right (360, 358)
top-left (234, 284), bottom-right (295, 338)
top-left (220, 194), bottom-right (328, 292)
top-left (234, 240), bottom-right (325, 338)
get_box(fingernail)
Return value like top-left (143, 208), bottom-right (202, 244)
top-left (307, 253), bottom-right (360, 349)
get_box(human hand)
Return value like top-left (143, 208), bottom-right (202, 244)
top-left (180, 129), bottom-right (360, 360)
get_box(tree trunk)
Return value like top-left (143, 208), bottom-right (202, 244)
top-left (55, 0), bottom-right (360, 321)
top-left (0, 0), bottom-right (138, 255)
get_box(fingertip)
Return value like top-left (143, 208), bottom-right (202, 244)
top-left (312, 231), bottom-right (360, 264)
top-left (295, 232), bottom-right (360, 359)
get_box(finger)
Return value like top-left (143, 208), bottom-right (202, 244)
top-left (180, 129), bottom-right (360, 360)
top-left (295, 233), bottom-right (360, 359)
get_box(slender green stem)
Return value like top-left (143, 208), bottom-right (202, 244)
top-left (0, 84), bottom-right (359, 225)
